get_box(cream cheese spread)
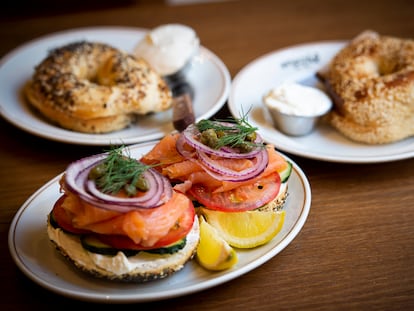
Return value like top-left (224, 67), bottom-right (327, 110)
top-left (134, 23), bottom-right (200, 76)
top-left (263, 82), bottom-right (332, 116)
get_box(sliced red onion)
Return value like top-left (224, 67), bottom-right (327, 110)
top-left (84, 170), bottom-right (171, 209)
top-left (182, 123), bottom-right (264, 159)
top-left (65, 153), bottom-right (107, 197)
top-left (176, 132), bottom-right (196, 159)
top-left (64, 153), bottom-right (172, 213)
top-left (196, 148), bottom-right (268, 182)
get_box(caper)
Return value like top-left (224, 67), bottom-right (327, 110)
top-left (236, 142), bottom-right (253, 153)
top-left (124, 184), bottom-right (137, 196)
top-left (88, 163), bottom-right (107, 180)
top-left (216, 130), bottom-right (225, 138)
top-left (200, 128), bottom-right (219, 149)
top-left (135, 176), bottom-right (149, 191)
top-left (246, 132), bottom-right (257, 142)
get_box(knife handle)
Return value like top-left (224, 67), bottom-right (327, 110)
top-left (172, 93), bottom-right (195, 132)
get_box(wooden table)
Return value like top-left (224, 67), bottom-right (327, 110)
top-left (1, 0), bottom-right (413, 309)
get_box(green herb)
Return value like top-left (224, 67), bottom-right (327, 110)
top-left (196, 113), bottom-right (262, 152)
top-left (88, 146), bottom-right (151, 196)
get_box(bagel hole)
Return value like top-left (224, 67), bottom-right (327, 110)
top-left (89, 75), bottom-right (100, 85)
top-left (378, 57), bottom-right (402, 76)
top-left (74, 70), bottom-right (102, 86)
top-left (86, 71), bottom-right (112, 87)
top-left (378, 64), bottom-right (394, 76)
top-left (362, 57), bottom-right (402, 77)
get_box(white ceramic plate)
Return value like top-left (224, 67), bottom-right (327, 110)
top-left (228, 41), bottom-right (414, 163)
top-left (0, 26), bottom-right (231, 145)
top-left (8, 141), bottom-right (311, 303)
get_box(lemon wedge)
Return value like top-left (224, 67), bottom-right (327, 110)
top-left (199, 208), bottom-right (286, 248)
top-left (196, 216), bottom-right (238, 271)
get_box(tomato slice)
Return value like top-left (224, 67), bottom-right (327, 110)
top-left (189, 172), bottom-right (281, 212)
top-left (96, 202), bottom-right (195, 250)
top-left (51, 195), bottom-right (91, 234)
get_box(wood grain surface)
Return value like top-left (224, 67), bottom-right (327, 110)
top-left (0, 0), bottom-right (413, 309)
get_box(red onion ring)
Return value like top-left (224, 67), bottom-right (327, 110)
top-left (65, 153), bottom-right (107, 196)
top-left (196, 148), bottom-right (268, 181)
top-left (85, 170), bottom-right (171, 208)
top-left (176, 132), bottom-right (196, 159)
top-left (64, 153), bottom-right (172, 213)
top-left (182, 124), bottom-right (264, 159)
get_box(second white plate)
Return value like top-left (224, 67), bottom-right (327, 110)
top-left (228, 41), bottom-right (414, 163)
top-left (0, 26), bottom-right (231, 145)
top-left (8, 141), bottom-right (311, 303)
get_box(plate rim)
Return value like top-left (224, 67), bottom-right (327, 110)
top-left (8, 141), bottom-right (311, 303)
top-left (228, 40), bottom-right (414, 164)
top-left (0, 26), bottom-right (231, 146)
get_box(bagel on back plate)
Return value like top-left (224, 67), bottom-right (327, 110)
top-left (47, 146), bottom-right (199, 283)
top-left (317, 30), bottom-right (414, 144)
top-left (25, 41), bottom-right (172, 133)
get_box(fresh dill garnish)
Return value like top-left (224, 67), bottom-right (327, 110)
top-left (196, 113), bottom-right (261, 152)
top-left (88, 146), bottom-right (152, 196)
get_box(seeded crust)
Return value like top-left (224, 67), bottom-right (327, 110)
top-left (47, 215), bottom-right (199, 283)
top-left (256, 183), bottom-right (288, 212)
top-left (25, 41), bottom-right (172, 133)
top-left (317, 30), bottom-right (414, 144)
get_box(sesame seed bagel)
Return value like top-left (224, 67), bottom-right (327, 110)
top-left (47, 214), bottom-right (200, 283)
top-left (25, 41), bottom-right (172, 133)
top-left (317, 31), bottom-right (414, 144)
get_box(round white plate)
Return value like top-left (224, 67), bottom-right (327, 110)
top-left (228, 41), bottom-right (414, 163)
top-left (8, 141), bottom-right (311, 303)
top-left (0, 26), bottom-right (231, 145)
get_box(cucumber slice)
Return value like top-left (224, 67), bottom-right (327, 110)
top-left (279, 161), bottom-right (292, 183)
top-left (81, 235), bottom-right (186, 256)
top-left (80, 235), bottom-right (139, 257)
top-left (145, 238), bottom-right (187, 255)
top-left (49, 212), bottom-right (60, 229)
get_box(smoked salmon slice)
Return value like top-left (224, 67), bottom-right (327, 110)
top-left (59, 184), bottom-right (192, 247)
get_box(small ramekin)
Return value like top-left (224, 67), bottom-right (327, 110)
top-left (266, 107), bottom-right (329, 136)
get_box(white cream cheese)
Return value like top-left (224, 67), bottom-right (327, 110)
top-left (134, 24), bottom-right (200, 76)
top-left (48, 217), bottom-right (199, 276)
top-left (263, 82), bottom-right (332, 116)
top-left (279, 181), bottom-right (287, 195)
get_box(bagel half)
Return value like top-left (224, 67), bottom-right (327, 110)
top-left (317, 30), bottom-right (414, 144)
top-left (47, 214), bottom-right (199, 283)
top-left (25, 41), bottom-right (173, 133)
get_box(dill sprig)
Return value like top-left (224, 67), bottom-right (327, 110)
top-left (196, 113), bottom-right (261, 151)
top-left (89, 146), bottom-right (151, 196)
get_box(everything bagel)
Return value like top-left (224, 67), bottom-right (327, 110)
top-left (25, 41), bottom-right (172, 133)
top-left (317, 31), bottom-right (414, 144)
